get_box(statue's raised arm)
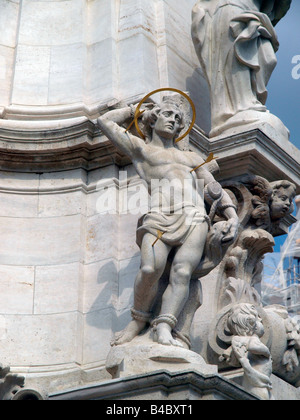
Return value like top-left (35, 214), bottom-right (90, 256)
top-left (97, 105), bottom-right (145, 159)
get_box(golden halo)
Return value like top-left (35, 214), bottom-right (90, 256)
top-left (134, 88), bottom-right (196, 143)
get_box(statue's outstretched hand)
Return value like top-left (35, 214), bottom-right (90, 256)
top-left (221, 217), bottom-right (239, 243)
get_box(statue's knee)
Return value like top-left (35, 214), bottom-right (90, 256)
top-left (141, 265), bottom-right (156, 278)
top-left (172, 264), bottom-right (191, 284)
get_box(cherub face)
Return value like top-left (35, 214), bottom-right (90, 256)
top-left (271, 187), bottom-right (293, 219)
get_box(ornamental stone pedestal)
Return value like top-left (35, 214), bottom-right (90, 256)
top-left (0, 0), bottom-right (299, 400)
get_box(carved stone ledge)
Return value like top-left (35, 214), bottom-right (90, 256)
top-left (190, 127), bottom-right (300, 194)
top-left (48, 370), bottom-right (259, 401)
top-left (0, 117), bottom-right (298, 188)
top-left (0, 119), bottom-right (130, 172)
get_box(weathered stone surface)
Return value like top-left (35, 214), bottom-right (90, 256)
top-left (106, 332), bottom-right (217, 379)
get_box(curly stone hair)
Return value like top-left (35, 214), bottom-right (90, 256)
top-left (141, 101), bottom-right (185, 143)
top-left (227, 303), bottom-right (259, 337)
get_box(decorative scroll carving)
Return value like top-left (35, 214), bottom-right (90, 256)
top-left (0, 365), bottom-right (25, 400)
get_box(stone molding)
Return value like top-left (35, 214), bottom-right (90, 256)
top-left (0, 117), bottom-right (298, 197)
top-left (48, 370), bottom-right (258, 401)
top-left (191, 127), bottom-right (300, 194)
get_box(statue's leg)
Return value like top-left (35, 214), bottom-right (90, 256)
top-left (134, 232), bottom-right (171, 311)
top-left (154, 222), bottom-right (208, 346)
top-left (111, 233), bottom-right (171, 346)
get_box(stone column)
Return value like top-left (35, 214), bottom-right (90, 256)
top-left (0, 0), bottom-right (211, 395)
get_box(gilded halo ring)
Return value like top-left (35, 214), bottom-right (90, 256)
top-left (134, 88), bottom-right (196, 143)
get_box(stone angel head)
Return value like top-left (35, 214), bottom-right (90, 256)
top-left (226, 303), bottom-right (264, 338)
top-left (270, 180), bottom-right (296, 220)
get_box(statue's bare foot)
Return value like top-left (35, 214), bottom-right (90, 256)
top-left (111, 320), bottom-right (146, 346)
top-left (154, 323), bottom-right (183, 347)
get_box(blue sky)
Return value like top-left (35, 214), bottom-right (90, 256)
top-left (266, 1), bottom-right (300, 252)
top-left (268, 1), bottom-right (300, 150)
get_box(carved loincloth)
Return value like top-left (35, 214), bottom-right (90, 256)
top-left (136, 205), bottom-right (209, 248)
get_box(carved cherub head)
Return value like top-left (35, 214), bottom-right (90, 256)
top-left (270, 180), bottom-right (296, 220)
top-left (227, 303), bottom-right (264, 338)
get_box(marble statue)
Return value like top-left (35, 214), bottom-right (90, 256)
top-left (191, 0), bottom-right (292, 138)
top-left (97, 96), bottom-right (239, 348)
top-left (222, 303), bottom-right (273, 400)
top-left (203, 174), bottom-right (300, 392)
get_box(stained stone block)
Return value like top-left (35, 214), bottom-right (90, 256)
top-left (0, 265), bottom-right (34, 314)
top-left (86, 0), bottom-right (115, 45)
top-left (0, 0), bottom-right (20, 48)
top-left (82, 258), bottom-right (119, 314)
top-left (48, 43), bottom-right (85, 105)
top-left (119, 213), bottom-right (141, 261)
top-left (1, 313), bottom-right (78, 367)
top-left (19, 0), bottom-right (84, 47)
top-left (38, 190), bottom-right (83, 218)
top-left (118, 35), bottom-right (160, 99)
top-left (0, 215), bottom-right (81, 266)
top-left (86, 39), bottom-right (118, 105)
top-left (81, 307), bottom-right (114, 365)
top-left (0, 171), bottom-right (39, 191)
top-left (84, 213), bottom-right (119, 264)
top-left (33, 263), bottom-right (80, 315)
top-left (0, 46), bottom-right (15, 106)
top-left (0, 192), bottom-right (38, 218)
top-left (118, 256), bottom-right (141, 311)
top-left (12, 45), bottom-right (51, 105)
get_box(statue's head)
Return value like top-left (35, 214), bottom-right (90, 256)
top-left (142, 100), bottom-right (185, 144)
top-left (227, 303), bottom-right (264, 338)
top-left (270, 180), bottom-right (296, 220)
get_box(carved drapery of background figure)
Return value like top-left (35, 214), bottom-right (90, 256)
top-left (191, 0), bottom-right (291, 138)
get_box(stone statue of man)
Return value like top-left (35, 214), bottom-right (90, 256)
top-left (97, 97), bottom-right (239, 347)
top-left (191, 0), bottom-right (291, 137)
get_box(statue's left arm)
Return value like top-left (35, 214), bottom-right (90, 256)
top-left (196, 165), bottom-right (239, 243)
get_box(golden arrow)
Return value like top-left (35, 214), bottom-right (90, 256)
top-left (190, 152), bottom-right (218, 173)
top-left (152, 230), bottom-right (165, 247)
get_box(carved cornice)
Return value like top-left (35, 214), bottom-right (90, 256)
top-left (190, 127), bottom-right (300, 194)
top-left (0, 117), bottom-right (130, 172)
top-left (0, 116), bottom-right (298, 198)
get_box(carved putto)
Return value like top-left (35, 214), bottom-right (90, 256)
top-left (221, 303), bottom-right (273, 400)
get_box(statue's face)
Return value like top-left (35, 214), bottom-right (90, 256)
top-left (153, 105), bottom-right (183, 140)
top-left (271, 187), bottom-right (293, 219)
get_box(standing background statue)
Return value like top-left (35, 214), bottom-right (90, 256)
top-left (191, 0), bottom-right (292, 138)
